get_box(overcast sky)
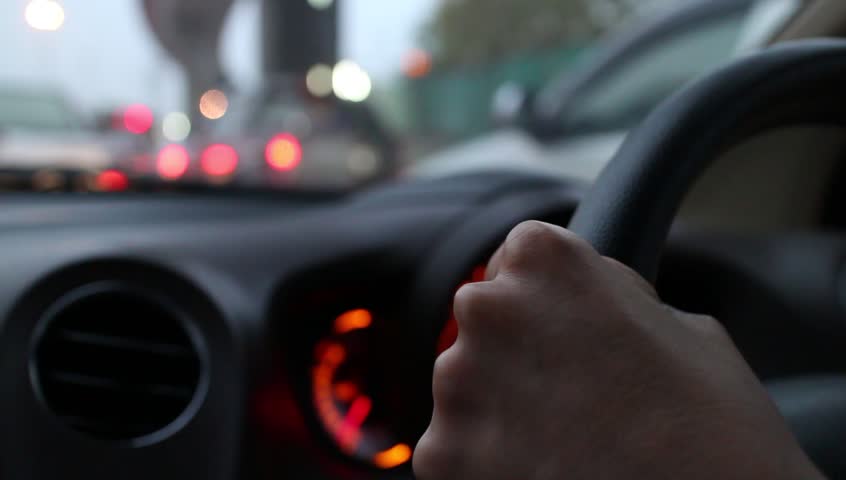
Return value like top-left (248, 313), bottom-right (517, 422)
top-left (0, 0), bottom-right (439, 114)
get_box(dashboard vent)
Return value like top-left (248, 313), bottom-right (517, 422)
top-left (32, 286), bottom-right (203, 441)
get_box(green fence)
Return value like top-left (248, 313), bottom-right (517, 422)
top-left (405, 45), bottom-right (590, 139)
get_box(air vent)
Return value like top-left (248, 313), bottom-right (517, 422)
top-left (32, 285), bottom-right (203, 441)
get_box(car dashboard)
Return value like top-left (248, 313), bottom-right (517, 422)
top-left (0, 172), bottom-right (844, 479)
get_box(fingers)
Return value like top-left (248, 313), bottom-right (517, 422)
top-left (414, 424), bottom-right (465, 480)
top-left (417, 222), bottom-right (659, 480)
top-left (470, 222), bottom-right (612, 346)
top-left (488, 222), bottom-right (658, 301)
top-left (452, 282), bottom-right (511, 340)
top-left (431, 338), bottom-right (489, 418)
top-left (486, 221), bottom-right (597, 282)
top-left (485, 242), bottom-right (504, 281)
top-left (419, 330), bottom-right (504, 480)
top-left (415, 348), bottom-right (474, 479)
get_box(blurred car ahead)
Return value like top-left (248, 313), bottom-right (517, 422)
top-left (0, 87), bottom-right (149, 191)
top-left (411, 0), bottom-right (801, 182)
top-left (151, 77), bottom-right (398, 190)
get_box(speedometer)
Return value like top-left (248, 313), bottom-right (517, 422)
top-left (304, 265), bottom-right (487, 471)
top-left (311, 308), bottom-right (414, 470)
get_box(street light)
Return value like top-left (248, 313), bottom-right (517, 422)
top-left (199, 89), bottom-right (229, 120)
top-left (332, 60), bottom-right (372, 103)
top-left (25, 0), bottom-right (65, 32)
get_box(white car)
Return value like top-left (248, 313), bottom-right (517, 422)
top-left (411, 0), bottom-right (801, 183)
top-left (0, 89), bottom-right (113, 173)
top-left (0, 88), bottom-right (150, 191)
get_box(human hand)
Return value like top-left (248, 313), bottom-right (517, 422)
top-left (414, 221), bottom-right (822, 480)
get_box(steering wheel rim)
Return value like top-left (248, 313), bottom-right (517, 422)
top-left (568, 39), bottom-right (846, 282)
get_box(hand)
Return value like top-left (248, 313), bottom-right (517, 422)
top-left (414, 221), bottom-right (823, 480)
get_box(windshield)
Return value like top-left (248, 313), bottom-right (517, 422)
top-left (0, 0), bottom-right (799, 192)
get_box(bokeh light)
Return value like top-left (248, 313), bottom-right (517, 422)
top-left (96, 170), bottom-right (130, 192)
top-left (157, 144), bottom-right (190, 180)
top-left (25, 0), bottom-right (65, 32)
top-left (199, 89), bottom-right (229, 120)
top-left (403, 49), bottom-right (433, 78)
top-left (373, 443), bottom-right (413, 469)
top-left (332, 60), bottom-right (372, 103)
top-left (265, 133), bottom-right (303, 172)
top-left (306, 64), bottom-right (334, 98)
top-left (162, 112), bottom-right (192, 142)
top-left (123, 104), bottom-right (154, 135)
top-left (307, 0), bottom-right (334, 10)
top-left (201, 144), bottom-right (239, 177)
top-left (333, 309), bottom-right (373, 334)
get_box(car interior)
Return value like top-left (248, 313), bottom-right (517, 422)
top-left (2, 1), bottom-right (846, 479)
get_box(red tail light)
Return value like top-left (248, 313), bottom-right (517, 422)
top-left (123, 104), bottom-right (154, 135)
top-left (157, 144), bottom-right (190, 180)
top-left (96, 170), bottom-right (130, 192)
top-left (265, 133), bottom-right (302, 172)
top-left (201, 143), bottom-right (239, 177)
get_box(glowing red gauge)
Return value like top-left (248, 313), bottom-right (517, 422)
top-left (312, 309), bottom-right (413, 470)
top-left (437, 265), bottom-right (487, 354)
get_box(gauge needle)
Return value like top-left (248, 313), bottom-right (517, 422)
top-left (337, 395), bottom-right (372, 450)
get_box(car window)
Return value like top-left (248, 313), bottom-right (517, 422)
top-left (559, 10), bottom-right (748, 135)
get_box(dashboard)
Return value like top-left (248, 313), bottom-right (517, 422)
top-left (0, 171), bottom-right (845, 479)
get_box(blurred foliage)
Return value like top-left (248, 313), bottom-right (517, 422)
top-left (423, 0), bottom-right (649, 67)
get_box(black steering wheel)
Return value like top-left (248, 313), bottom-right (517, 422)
top-left (568, 39), bottom-right (846, 478)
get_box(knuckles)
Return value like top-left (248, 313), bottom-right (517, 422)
top-left (453, 280), bottom-right (532, 341)
top-left (682, 312), bottom-right (731, 342)
top-left (453, 224), bottom-right (595, 341)
top-left (431, 344), bottom-right (479, 412)
top-left (414, 427), bottom-right (463, 480)
top-left (419, 346), bottom-right (481, 480)
top-left (500, 221), bottom-right (593, 276)
top-left (453, 282), bottom-right (505, 334)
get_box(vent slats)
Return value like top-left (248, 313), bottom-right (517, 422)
top-left (33, 287), bottom-right (202, 441)
top-left (48, 371), bottom-right (195, 399)
top-left (54, 328), bottom-right (194, 358)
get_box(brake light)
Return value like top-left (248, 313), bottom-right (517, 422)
top-left (96, 170), bottom-right (129, 192)
top-left (123, 104), bottom-right (154, 135)
top-left (157, 144), bottom-right (190, 180)
top-left (265, 133), bottom-right (302, 172)
top-left (201, 143), bottom-right (239, 177)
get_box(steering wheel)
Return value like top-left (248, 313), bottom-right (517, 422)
top-left (568, 39), bottom-right (846, 478)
